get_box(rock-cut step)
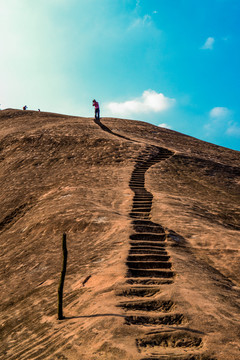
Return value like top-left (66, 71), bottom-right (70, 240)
top-left (141, 354), bottom-right (216, 360)
top-left (131, 207), bottom-right (152, 212)
top-left (126, 268), bottom-right (174, 278)
top-left (132, 220), bottom-right (164, 231)
top-left (129, 243), bottom-right (167, 250)
top-left (119, 299), bottom-right (174, 312)
top-left (125, 313), bottom-right (184, 326)
top-left (129, 248), bottom-right (168, 255)
top-left (132, 202), bottom-right (153, 207)
top-left (116, 287), bottom-right (160, 298)
top-left (130, 234), bottom-right (166, 241)
top-left (126, 261), bottom-right (172, 270)
top-left (129, 213), bottom-right (150, 219)
top-left (132, 204), bottom-right (152, 209)
top-left (129, 181), bottom-right (145, 186)
top-left (129, 241), bottom-right (166, 248)
top-left (126, 279), bottom-right (173, 286)
top-left (136, 331), bottom-right (202, 351)
top-left (127, 255), bottom-right (170, 262)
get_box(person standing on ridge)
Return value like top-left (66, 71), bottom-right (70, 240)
top-left (92, 99), bottom-right (100, 120)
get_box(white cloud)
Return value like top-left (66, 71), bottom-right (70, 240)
top-left (204, 106), bottom-right (233, 136)
top-left (201, 37), bottom-right (215, 50)
top-left (209, 107), bottom-right (231, 119)
top-left (226, 123), bottom-right (240, 137)
top-left (158, 123), bottom-right (171, 129)
top-left (136, 0), bottom-right (140, 7)
top-left (129, 14), bottom-right (152, 29)
top-left (105, 90), bottom-right (175, 117)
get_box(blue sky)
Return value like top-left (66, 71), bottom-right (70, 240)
top-left (0, 0), bottom-right (240, 151)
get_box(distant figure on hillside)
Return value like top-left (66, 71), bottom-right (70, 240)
top-left (38, 109), bottom-right (40, 112)
top-left (23, 105), bottom-right (27, 110)
top-left (92, 99), bottom-right (100, 120)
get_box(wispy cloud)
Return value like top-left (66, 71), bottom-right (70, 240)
top-left (201, 37), bottom-right (215, 50)
top-left (222, 36), bottom-right (230, 42)
top-left (204, 106), bottom-right (233, 136)
top-left (136, 0), bottom-right (140, 8)
top-left (129, 14), bottom-right (152, 29)
top-left (105, 90), bottom-right (175, 117)
top-left (158, 123), bottom-right (171, 129)
top-left (226, 123), bottom-right (240, 137)
top-left (207, 107), bottom-right (240, 140)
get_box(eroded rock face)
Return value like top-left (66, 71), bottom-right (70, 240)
top-left (0, 109), bottom-right (239, 360)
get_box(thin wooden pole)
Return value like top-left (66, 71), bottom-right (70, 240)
top-left (58, 233), bottom-right (68, 320)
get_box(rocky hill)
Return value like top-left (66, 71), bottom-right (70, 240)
top-left (0, 109), bottom-right (239, 359)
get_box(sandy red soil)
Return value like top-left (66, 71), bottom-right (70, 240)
top-left (0, 109), bottom-right (239, 360)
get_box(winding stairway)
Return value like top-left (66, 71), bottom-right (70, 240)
top-left (94, 120), bottom-right (215, 360)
